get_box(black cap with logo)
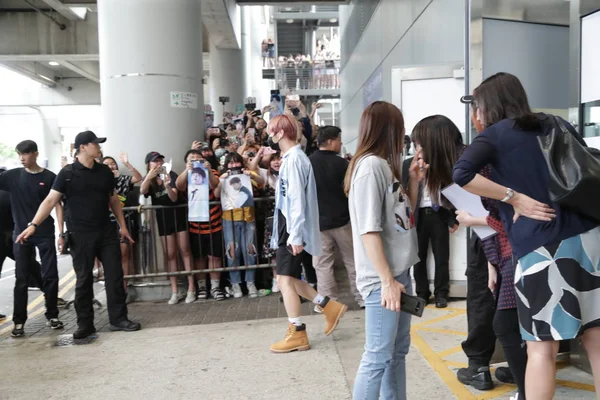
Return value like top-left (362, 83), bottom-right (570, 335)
top-left (145, 151), bottom-right (165, 164)
top-left (74, 130), bottom-right (106, 149)
top-left (460, 95), bottom-right (475, 105)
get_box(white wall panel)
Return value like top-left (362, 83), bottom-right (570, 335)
top-left (582, 11), bottom-right (600, 103)
top-left (340, 0), bottom-right (465, 151)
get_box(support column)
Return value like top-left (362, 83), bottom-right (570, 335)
top-left (98, 0), bottom-right (203, 172)
top-left (209, 40), bottom-right (245, 124)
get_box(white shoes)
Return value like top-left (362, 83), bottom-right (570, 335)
top-left (232, 284), bottom-right (243, 298)
top-left (185, 291), bottom-right (196, 304)
top-left (510, 394), bottom-right (520, 400)
top-left (271, 279), bottom-right (280, 293)
top-left (168, 293), bottom-right (181, 305)
top-left (247, 282), bottom-right (258, 298)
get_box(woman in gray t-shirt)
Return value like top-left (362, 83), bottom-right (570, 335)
top-left (345, 101), bottom-right (426, 399)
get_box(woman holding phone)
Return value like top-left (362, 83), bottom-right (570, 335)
top-left (345, 101), bottom-right (425, 399)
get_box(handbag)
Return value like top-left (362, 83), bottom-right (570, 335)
top-left (537, 115), bottom-right (600, 222)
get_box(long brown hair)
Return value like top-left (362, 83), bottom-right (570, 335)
top-left (412, 115), bottom-right (463, 208)
top-left (343, 101), bottom-right (405, 195)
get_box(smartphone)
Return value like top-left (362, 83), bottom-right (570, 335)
top-left (207, 127), bottom-right (220, 135)
top-left (248, 128), bottom-right (256, 135)
top-left (158, 166), bottom-right (166, 174)
top-left (400, 293), bottom-right (426, 317)
top-left (288, 94), bottom-right (300, 101)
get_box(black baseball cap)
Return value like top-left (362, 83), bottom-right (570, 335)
top-left (74, 130), bottom-right (106, 148)
top-left (145, 151), bottom-right (165, 164)
top-left (460, 95), bottom-right (474, 104)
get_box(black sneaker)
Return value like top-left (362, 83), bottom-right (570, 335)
top-left (495, 366), bottom-right (515, 384)
top-left (109, 319), bottom-right (141, 332)
top-left (0, 313), bottom-right (6, 321)
top-left (457, 365), bottom-right (494, 391)
top-left (57, 298), bottom-right (67, 307)
top-left (47, 318), bottom-right (64, 330)
top-left (11, 324), bottom-right (25, 338)
top-left (435, 297), bottom-right (448, 308)
top-left (73, 326), bottom-right (96, 340)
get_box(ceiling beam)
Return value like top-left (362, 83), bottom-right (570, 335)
top-left (0, 54), bottom-right (99, 62)
top-left (60, 60), bottom-right (99, 83)
top-left (37, 0), bottom-right (84, 21)
top-left (0, 61), bottom-right (57, 87)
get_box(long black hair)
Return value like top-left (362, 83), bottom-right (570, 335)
top-left (472, 72), bottom-right (541, 131)
top-left (412, 115), bottom-right (462, 209)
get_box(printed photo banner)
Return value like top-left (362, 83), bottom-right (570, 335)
top-left (188, 162), bottom-right (210, 222)
top-left (221, 173), bottom-right (254, 211)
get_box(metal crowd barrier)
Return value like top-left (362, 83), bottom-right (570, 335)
top-left (120, 197), bottom-right (276, 281)
top-left (276, 62), bottom-right (341, 91)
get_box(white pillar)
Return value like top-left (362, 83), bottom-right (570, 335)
top-left (98, 0), bottom-right (204, 172)
top-left (209, 40), bottom-right (245, 124)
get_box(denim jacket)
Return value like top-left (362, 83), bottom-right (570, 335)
top-left (271, 145), bottom-right (322, 256)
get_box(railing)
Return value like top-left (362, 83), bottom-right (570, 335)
top-left (276, 61), bottom-right (341, 91)
top-left (275, 5), bottom-right (339, 13)
top-left (120, 197), bottom-right (276, 281)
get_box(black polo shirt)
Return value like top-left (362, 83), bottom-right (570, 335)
top-left (0, 168), bottom-right (56, 237)
top-left (53, 160), bottom-right (115, 232)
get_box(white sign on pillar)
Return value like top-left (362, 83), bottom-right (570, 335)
top-left (170, 91), bottom-right (198, 109)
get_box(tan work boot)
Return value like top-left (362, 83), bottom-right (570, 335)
top-left (270, 323), bottom-right (311, 353)
top-left (321, 298), bottom-right (348, 336)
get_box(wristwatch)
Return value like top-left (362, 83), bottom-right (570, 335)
top-left (501, 188), bottom-right (515, 203)
top-left (27, 222), bottom-right (39, 229)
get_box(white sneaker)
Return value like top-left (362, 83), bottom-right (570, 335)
top-left (247, 282), bottom-right (258, 298)
top-left (168, 293), bottom-right (180, 305)
top-left (185, 291), bottom-right (196, 304)
top-left (271, 279), bottom-right (280, 293)
top-left (232, 284), bottom-right (243, 298)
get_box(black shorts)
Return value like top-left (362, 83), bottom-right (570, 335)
top-left (190, 231), bottom-right (224, 258)
top-left (275, 245), bottom-right (304, 279)
top-left (156, 207), bottom-right (188, 237)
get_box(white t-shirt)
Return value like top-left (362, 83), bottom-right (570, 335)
top-left (348, 155), bottom-right (419, 300)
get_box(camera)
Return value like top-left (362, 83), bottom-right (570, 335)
top-left (245, 103), bottom-right (256, 111)
top-left (247, 152), bottom-right (256, 158)
top-left (220, 138), bottom-right (230, 147)
top-left (291, 107), bottom-right (300, 116)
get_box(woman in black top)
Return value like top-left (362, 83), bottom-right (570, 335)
top-left (140, 151), bottom-right (196, 305)
top-left (453, 73), bottom-right (600, 399)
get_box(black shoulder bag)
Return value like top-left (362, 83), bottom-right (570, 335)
top-left (537, 116), bottom-right (600, 222)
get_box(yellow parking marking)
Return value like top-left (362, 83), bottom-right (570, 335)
top-left (0, 273), bottom-right (77, 337)
top-left (437, 345), bottom-right (464, 358)
top-left (419, 327), bottom-right (468, 337)
top-left (555, 379), bottom-right (595, 392)
top-left (411, 327), bottom-right (478, 399)
top-left (412, 309), bottom-right (466, 330)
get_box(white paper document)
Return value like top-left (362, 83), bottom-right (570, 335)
top-left (441, 184), bottom-right (497, 240)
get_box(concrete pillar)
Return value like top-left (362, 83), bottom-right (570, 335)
top-left (209, 39), bottom-right (245, 124)
top-left (97, 0), bottom-right (204, 172)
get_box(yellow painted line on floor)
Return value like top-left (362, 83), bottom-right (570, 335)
top-left (411, 327), bottom-right (478, 399)
top-left (419, 327), bottom-right (468, 337)
top-left (443, 360), bottom-right (468, 368)
top-left (437, 345), bottom-right (464, 358)
top-left (0, 273), bottom-right (77, 337)
top-left (412, 310), bottom-right (465, 330)
top-left (556, 379), bottom-right (595, 392)
top-left (475, 384), bottom-right (517, 400)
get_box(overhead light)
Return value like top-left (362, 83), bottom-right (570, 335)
top-left (286, 19), bottom-right (294, 23)
top-left (329, 18), bottom-right (338, 23)
top-left (284, 7), bottom-right (292, 11)
top-left (69, 7), bottom-right (87, 19)
top-left (48, 61), bottom-right (60, 66)
top-left (37, 74), bottom-right (56, 83)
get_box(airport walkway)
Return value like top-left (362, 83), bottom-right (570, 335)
top-left (0, 261), bottom-right (596, 399)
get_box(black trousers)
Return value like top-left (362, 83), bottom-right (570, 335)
top-left (461, 233), bottom-right (497, 367)
top-left (414, 208), bottom-right (450, 299)
top-left (302, 251), bottom-right (317, 285)
top-left (0, 230), bottom-right (43, 288)
top-left (12, 235), bottom-right (59, 324)
top-left (70, 224), bottom-right (127, 328)
top-left (494, 308), bottom-right (527, 399)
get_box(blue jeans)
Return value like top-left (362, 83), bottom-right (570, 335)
top-left (353, 271), bottom-right (412, 400)
top-left (223, 220), bottom-right (257, 284)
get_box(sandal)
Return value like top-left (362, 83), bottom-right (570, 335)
top-left (211, 287), bottom-right (226, 301)
top-left (198, 288), bottom-right (209, 300)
